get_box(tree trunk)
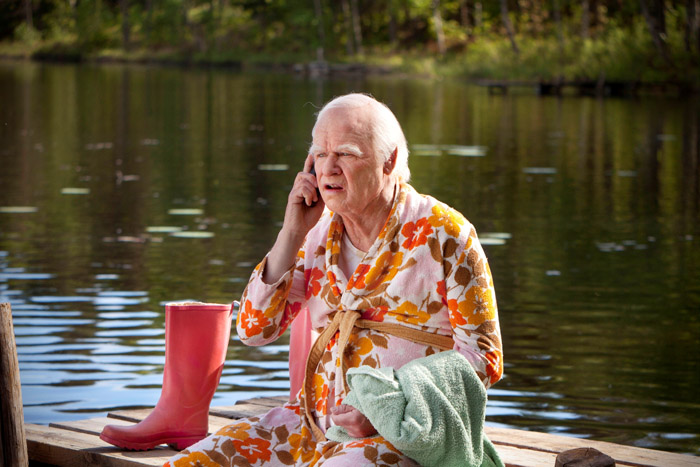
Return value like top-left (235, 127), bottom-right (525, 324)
top-left (313, 0), bottom-right (326, 60)
top-left (553, 0), bottom-right (564, 52)
top-left (686, 0), bottom-right (700, 53)
top-left (388, 0), bottom-right (398, 46)
top-left (350, 0), bottom-right (363, 55)
top-left (501, 0), bottom-right (519, 55)
top-left (120, 0), bottom-right (130, 51)
top-left (342, 0), bottom-right (354, 55)
top-left (432, 0), bottom-right (446, 54)
top-left (182, 0), bottom-right (191, 39)
top-left (639, 0), bottom-right (670, 65)
top-left (144, 0), bottom-right (153, 42)
top-left (581, 0), bottom-right (590, 39)
top-left (24, 0), bottom-right (33, 28)
top-left (460, 0), bottom-right (472, 38)
top-left (475, 2), bottom-right (483, 33)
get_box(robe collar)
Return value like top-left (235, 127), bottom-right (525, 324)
top-left (324, 182), bottom-right (409, 299)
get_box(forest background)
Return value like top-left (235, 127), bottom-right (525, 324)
top-left (1, 0), bottom-right (699, 87)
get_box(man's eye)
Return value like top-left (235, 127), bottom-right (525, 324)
top-left (339, 152), bottom-right (350, 157)
top-left (317, 153), bottom-right (326, 158)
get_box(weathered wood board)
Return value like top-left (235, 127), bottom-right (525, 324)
top-left (25, 396), bottom-right (700, 467)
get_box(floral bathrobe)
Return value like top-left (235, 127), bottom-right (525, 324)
top-left (166, 183), bottom-right (503, 467)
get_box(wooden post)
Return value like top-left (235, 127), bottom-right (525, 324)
top-left (0, 303), bottom-right (28, 467)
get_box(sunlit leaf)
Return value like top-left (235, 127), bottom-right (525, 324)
top-left (168, 209), bottom-right (203, 215)
top-left (522, 167), bottom-right (557, 174)
top-left (0, 206), bottom-right (38, 213)
top-left (61, 188), bottom-right (90, 195)
top-left (258, 164), bottom-right (289, 171)
top-left (170, 231), bottom-right (215, 238)
top-left (146, 226), bottom-right (183, 233)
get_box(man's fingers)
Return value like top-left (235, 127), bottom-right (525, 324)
top-left (303, 153), bottom-right (315, 174)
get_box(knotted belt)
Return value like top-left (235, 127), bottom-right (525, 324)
top-left (303, 308), bottom-right (454, 442)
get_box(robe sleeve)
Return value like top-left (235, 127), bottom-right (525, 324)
top-left (444, 223), bottom-right (504, 389)
top-left (236, 246), bottom-right (308, 347)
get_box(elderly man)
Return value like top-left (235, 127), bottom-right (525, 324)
top-left (166, 93), bottom-right (503, 466)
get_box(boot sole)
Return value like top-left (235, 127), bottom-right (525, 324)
top-left (99, 432), bottom-right (205, 451)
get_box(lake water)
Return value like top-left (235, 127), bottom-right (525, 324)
top-left (0, 61), bottom-right (698, 456)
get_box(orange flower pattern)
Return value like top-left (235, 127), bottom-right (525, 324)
top-left (401, 217), bottom-right (433, 250)
top-left (170, 183), bottom-right (501, 466)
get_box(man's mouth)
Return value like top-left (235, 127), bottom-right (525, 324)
top-left (324, 183), bottom-right (343, 191)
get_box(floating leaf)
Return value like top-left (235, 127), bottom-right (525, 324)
top-left (0, 272), bottom-right (53, 280)
top-left (170, 231), bottom-right (214, 238)
top-left (445, 145), bottom-right (487, 157)
top-left (168, 208), bottom-right (203, 215)
top-left (481, 232), bottom-right (512, 240)
top-left (412, 144), bottom-right (488, 157)
top-left (411, 144), bottom-right (441, 157)
top-left (61, 187), bottom-right (90, 195)
top-left (85, 142), bottom-right (113, 150)
top-left (95, 274), bottom-right (119, 280)
top-left (146, 226), bottom-right (183, 233)
top-left (258, 164), bottom-right (289, 171)
top-left (480, 238), bottom-right (507, 246)
top-left (0, 206), bottom-right (38, 213)
top-left (522, 167), bottom-right (557, 174)
top-left (412, 144), bottom-right (441, 151)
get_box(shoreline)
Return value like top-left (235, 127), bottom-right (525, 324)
top-left (1, 47), bottom-right (696, 97)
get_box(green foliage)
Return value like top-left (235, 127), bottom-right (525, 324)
top-left (0, 0), bottom-right (697, 86)
top-left (13, 23), bottom-right (41, 44)
top-left (75, 0), bottom-right (116, 50)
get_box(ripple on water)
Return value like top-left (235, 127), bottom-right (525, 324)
top-left (95, 328), bottom-right (165, 338)
top-left (96, 319), bottom-right (154, 328)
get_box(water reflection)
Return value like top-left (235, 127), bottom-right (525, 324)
top-left (0, 61), bottom-right (698, 455)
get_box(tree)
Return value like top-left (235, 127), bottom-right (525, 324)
top-left (432, 0), bottom-right (446, 55)
top-left (341, 0), bottom-right (354, 55)
top-left (24, 0), bottom-right (33, 28)
top-left (313, 0), bottom-right (326, 60)
top-left (120, 0), bottom-right (130, 50)
top-left (686, 0), bottom-right (700, 53)
top-left (350, 0), bottom-right (363, 55)
top-left (639, 0), bottom-right (671, 65)
top-left (501, 0), bottom-right (519, 55)
top-left (581, 0), bottom-right (590, 39)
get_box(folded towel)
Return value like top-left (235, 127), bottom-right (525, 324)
top-left (326, 351), bottom-right (503, 467)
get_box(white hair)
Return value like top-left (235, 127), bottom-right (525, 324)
top-left (312, 93), bottom-right (411, 182)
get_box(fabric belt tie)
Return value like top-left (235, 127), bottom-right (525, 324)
top-left (303, 309), bottom-right (454, 442)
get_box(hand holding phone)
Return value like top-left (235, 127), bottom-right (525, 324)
top-left (309, 165), bottom-right (321, 205)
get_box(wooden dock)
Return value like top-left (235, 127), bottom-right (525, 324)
top-left (25, 396), bottom-right (700, 467)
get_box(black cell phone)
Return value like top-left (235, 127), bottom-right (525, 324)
top-left (309, 165), bottom-right (321, 201)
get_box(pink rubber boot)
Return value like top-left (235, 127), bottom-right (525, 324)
top-left (100, 302), bottom-right (233, 450)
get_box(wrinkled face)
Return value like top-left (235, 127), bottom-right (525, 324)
top-left (310, 106), bottom-right (394, 220)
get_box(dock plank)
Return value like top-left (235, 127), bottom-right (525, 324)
top-left (26, 397), bottom-right (699, 467)
top-left (50, 415), bottom-right (237, 438)
top-left (486, 426), bottom-right (700, 467)
top-left (237, 395), bottom-right (289, 407)
top-left (50, 417), bottom-right (133, 436)
top-left (209, 401), bottom-right (276, 419)
top-left (495, 444), bottom-right (558, 467)
top-left (26, 423), bottom-right (175, 467)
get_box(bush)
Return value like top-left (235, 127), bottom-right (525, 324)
top-left (14, 23), bottom-right (41, 44)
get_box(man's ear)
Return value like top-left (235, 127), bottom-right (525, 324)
top-left (384, 148), bottom-right (398, 174)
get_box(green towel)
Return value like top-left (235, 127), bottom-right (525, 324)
top-left (326, 351), bottom-right (504, 467)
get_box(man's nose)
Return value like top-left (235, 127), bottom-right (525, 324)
top-left (322, 154), bottom-right (342, 175)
